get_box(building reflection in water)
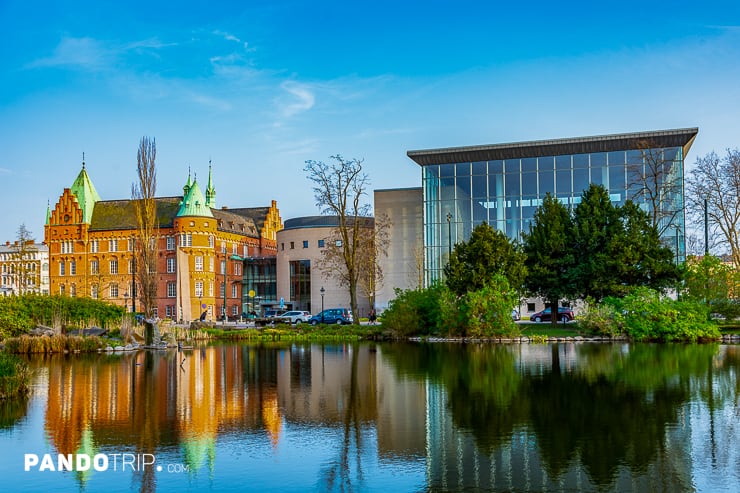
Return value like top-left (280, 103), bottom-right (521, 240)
top-left (32, 342), bottom-right (739, 492)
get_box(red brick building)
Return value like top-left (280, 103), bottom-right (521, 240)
top-left (45, 160), bottom-right (281, 321)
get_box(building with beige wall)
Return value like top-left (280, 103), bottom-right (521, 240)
top-left (374, 188), bottom-right (423, 311)
top-left (276, 216), bottom-right (372, 317)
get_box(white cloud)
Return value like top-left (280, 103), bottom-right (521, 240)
top-left (278, 81), bottom-right (315, 117)
top-left (29, 37), bottom-right (110, 69)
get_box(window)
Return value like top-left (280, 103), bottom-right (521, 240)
top-left (221, 260), bottom-right (226, 274)
top-left (91, 285), bottom-right (98, 299)
top-left (209, 235), bottom-right (214, 248)
top-left (335, 240), bottom-right (342, 247)
top-left (167, 257), bottom-right (176, 273)
top-left (59, 261), bottom-right (65, 276)
top-left (166, 305), bottom-right (174, 318)
top-left (243, 245), bottom-right (248, 257)
top-left (70, 284), bottom-right (76, 297)
top-left (195, 256), bottom-right (203, 272)
top-left (209, 257), bottom-right (214, 272)
top-left (180, 233), bottom-right (192, 247)
top-left (290, 241), bottom-right (295, 249)
top-left (303, 240), bottom-right (309, 248)
top-left (70, 260), bottom-right (76, 275)
top-left (234, 263), bottom-right (241, 276)
top-left (60, 285), bottom-right (65, 295)
top-left (209, 281), bottom-right (214, 297)
top-left (167, 282), bottom-right (176, 298)
top-left (128, 238), bottom-right (134, 251)
top-left (90, 260), bottom-right (99, 275)
top-left (527, 302), bottom-right (536, 313)
top-left (231, 284), bottom-right (237, 298)
top-left (90, 240), bottom-right (99, 253)
top-left (129, 260), bottom-right (135, 274)
top-left (220, 282), bottom-right (225, 297)
top-left (195, 281), bottom-right (203, 297)
top-left (232, 244), bottom-right (237, 255)
top-left (166, 236), bottom-right (175, 250)
top-left (110, 259), bottom-right (118, 275)
top-left (110, 283), bottom-right (119, 298)
top-left (232, 305), bottom-right (238, 316)
top-left (109, 239), bottom-right (118, 252)
top-left (221, 241), bottom-right (226, 253)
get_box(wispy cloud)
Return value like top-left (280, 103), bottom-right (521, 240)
top-left (29, 37), bottom-right (110, 69)
top-left (277, 81), bottom-right (315, 117)
top-left (0, 168), bottom-right (12, 175)
top-left (213, 30), bottom-right (254, 52)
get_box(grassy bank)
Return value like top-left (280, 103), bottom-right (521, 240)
top-left (0, 353), bottom-right (31, 399)
top-left (3, 334), bottom-right (106, 354)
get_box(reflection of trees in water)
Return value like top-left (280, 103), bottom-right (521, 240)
top-left (383, 341), bottom-right (739, 489)
top-left (0, 395), bottom-right (28, 429)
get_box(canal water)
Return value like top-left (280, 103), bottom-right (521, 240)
top-left (0, 342), bottom-right (738, 492)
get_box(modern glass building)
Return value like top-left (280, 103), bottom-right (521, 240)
top-left (407, 128), bottom-right (698, 284)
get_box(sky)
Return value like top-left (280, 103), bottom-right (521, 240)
top-left (1, 0), bottom-right (740, 242)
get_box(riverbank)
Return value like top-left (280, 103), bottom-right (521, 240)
top-left (0, 353), bottom-right (31, 399)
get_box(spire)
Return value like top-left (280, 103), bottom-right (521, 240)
top-left (205, 159), bottom-right (216, 208)
top-left (70, 159), bottom-right (101, 224)
top-left (45, 200), bottom-right (51, 225)
top-left (183, 166), bottom-right (192, 197)
top-left (177, 178), bottom-right (214, 218)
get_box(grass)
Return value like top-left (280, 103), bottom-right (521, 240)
top-left (520, 322), bottom-right (584, 338)
top-left (0, 353), bottom-right (31, 399)
top-left (3, 334), bottom-right (106, 354)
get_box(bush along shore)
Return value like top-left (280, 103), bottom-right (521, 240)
top-left (0, 352), bottom-right (31, 399)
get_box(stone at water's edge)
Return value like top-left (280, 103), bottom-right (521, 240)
top-left (144, 320), bottom-right (161, 346)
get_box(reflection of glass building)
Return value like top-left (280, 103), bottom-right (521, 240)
top-left (407, 128), bottom-right (698, 283)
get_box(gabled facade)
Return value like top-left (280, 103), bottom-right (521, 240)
top-left (45, 160), bottom-right (282, 322)
top-left (0, 240), bottom-right (49, 295)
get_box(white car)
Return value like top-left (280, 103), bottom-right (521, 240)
top-left (278, 311), bottom-right (311, 324)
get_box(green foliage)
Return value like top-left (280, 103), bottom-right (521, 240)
top-left (577, 302), bottom-right (622, 337)
top-left (683, 255), bottom-right (738, 303)
top-left (522, 193), bottom-right (576, 312)
top-left (383, 278), bottom-right (520, 338)
top-left (461, 277), bottom-right (519, 337)
top-left (589, 288), bottom-right (721, 341)
top-left (0, 294), bottom-right (125, 339)
top-left (0, 353), bottom-right (31, 399)
top-left (445, 222), bottom-right (527, 297)
top-left (381, 284), bottom-right (452, 337)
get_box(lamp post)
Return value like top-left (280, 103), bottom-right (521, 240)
top-left (320, 286), bottom-right (325, 323)
top-left (446, 212), bottom-right (452, 258)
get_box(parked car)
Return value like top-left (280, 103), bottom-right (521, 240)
top-left (278, 310), bottom-right (312, 324)
top-left (308, 308), bottom-right (354, 325)
top-left (529, 307), bottom-right (575, 322)
top-left (264, 309), bottom-right (287, 318)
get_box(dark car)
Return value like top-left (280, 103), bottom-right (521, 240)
top-left (309, 308), bottom-right (353, 325)
top-left (530, 306), bottom-right (575, 322)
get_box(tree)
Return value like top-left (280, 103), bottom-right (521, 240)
top-left (522, 193), bottom-right (576, 325)
top-left (444, 222), bottom-right (526, 297)
top-left (355, 213), bottom-right (391, 312)
top-left (570, 185), bottom-right (679, 301)
top-left (683, 255), bottom-right (740, 316)
top-left (10, 224), bottom-right (36, 295)
top-left (131, 137), bottom-right (158, 318)
top-left (305, 155), bottom-right (371, 322)
top-left (686, 149), bottom-right (740, 265)
top-left (627, 140), bottom-right (683, 236)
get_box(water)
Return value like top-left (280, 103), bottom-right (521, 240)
top-left (0, 342), bottom-right (738, 492)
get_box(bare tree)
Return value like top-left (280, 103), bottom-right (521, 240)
top-left (356, 214), bottom-right (391, 311)
top-left (627, 140), bottom-right (684, 237)
top-left (131, 137), bottom-right (158, 317)
top-left (11, 224), bottom-right (36, 295)
top-left (686, 149), bottom-right (740, 266)
top-left (305, 155), bottom-right (371, 323)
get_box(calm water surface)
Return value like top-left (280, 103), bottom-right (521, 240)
top-left (0, 342), bottom-right (738, 492)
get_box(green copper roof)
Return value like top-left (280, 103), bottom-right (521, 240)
top-left (183, 167), bottom-right (192, 196)
top-left (205, 162), bottom-right (216, 208)
top-left (45, 201), bottom-right (51, 225)
top-left (177, 180), bottom-right (214, 218)
top-left (70, 164), bottom-right (102, 224)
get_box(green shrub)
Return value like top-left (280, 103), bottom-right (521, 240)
top-left (603, 288), bottom-right (720, 342)
top-left (0, 353), bottom-right (31, 399)
top-left (578, 302), bottom-right (622, 337)
top-left (381, 283), bottom-right (452, 337)
top-left (461, 278), bottom-right (519, 337)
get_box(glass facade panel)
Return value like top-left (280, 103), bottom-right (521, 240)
top-left (419, 137), bottom-right (689, 285)
top-left (289, 260), bottom-right (311, 312)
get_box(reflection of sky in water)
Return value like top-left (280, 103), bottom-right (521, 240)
top-left (0, 343), bottom-right (737, 492)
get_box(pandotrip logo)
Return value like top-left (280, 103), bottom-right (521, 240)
top-left (23, 453), bottom-right (190, 473)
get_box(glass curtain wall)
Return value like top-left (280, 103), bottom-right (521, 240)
top-left (243, 257), bottom-right (277, 314)
top-left (289, 260), bottom-right (311, 312)
top-left (422, 146), bottom-right (685, 284)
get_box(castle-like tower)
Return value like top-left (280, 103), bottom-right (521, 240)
top-left (45, 160), bottom-right (282, 321)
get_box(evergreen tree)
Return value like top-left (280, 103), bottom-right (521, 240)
top-left (444, 222), bottom-right (527, 297)
top-left (522, 193), bottom-right (576, 324)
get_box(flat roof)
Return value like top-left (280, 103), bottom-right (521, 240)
top-left (407, 128), bottom-right (698, 166)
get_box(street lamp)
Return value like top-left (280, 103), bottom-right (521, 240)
top-left (446, 212), bottom-right (452, 258)
top-left (320, 286), bottom-right (325, 323)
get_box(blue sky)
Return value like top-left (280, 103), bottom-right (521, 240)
top-left (1, 0), bottom-right (740, 241)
